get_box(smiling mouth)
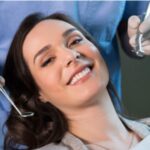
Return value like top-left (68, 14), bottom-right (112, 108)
top-left (67, 64), bottom-right (94, 86)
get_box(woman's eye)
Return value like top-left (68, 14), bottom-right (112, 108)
top-left (41, 57), bottom-right (55, 67)
top-left (69, 38), bottom-right (83, 47)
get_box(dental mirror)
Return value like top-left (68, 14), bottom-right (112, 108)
top-left (0, 76), bottom-right (34, 117)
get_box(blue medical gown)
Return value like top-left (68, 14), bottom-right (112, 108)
top-left (0, 1), bottom-right (148, 148)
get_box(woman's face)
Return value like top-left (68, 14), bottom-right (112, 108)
top-left (23, 19), bottom-right (109, 113)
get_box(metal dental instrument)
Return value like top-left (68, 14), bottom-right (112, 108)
top-left (133, 2), bottom-right (150, 57)
top-left (0, 76), bottom-right (34, 117)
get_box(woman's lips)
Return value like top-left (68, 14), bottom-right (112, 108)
top-left (67, 64), bottom-right (94, 85)
top-left (70, 67), bottom-right (91, 85)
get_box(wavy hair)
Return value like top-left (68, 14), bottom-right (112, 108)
top-left (3, 12), bottom-right (121, 149)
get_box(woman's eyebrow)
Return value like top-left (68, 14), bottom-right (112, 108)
top-left (33, 45), bottom-right (51, 64)
top-left (62, 28), bottom-right (76, 38)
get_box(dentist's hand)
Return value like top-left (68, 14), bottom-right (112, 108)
top-left (128, 15), bottom-right (150, 55)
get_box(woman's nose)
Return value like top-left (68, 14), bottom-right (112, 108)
top-left (61, 48), bottom-right (81, 67)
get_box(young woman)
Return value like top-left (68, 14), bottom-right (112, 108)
top-left (3, 13), bottom-right (150, 150)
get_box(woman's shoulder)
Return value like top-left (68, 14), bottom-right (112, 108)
top-left (139, 117), bottom-right (150, 126)
top-left (120, 115), bottom-right (150, 127)
top-left (120, 116), bottom-right (150, 137)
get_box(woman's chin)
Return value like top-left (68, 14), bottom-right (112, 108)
top-left (70, 81), bottom-right (106, 106)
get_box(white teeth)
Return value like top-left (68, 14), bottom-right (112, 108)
top-left (70, 67), bottom-right (90, 85)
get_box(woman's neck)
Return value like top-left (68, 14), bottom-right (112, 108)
top-left (66, 89), bottom-right (132, 149)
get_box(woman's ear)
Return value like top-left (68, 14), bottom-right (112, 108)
top-left (39, 92), bottom-right (48, 103)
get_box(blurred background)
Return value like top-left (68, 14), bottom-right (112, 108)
top-left (120, 44), bottom-right (150, 118)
